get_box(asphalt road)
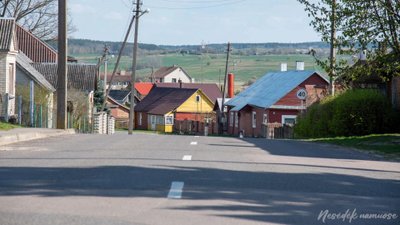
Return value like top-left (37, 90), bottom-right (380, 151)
top-left (0, 132), bottom-right (399, 225)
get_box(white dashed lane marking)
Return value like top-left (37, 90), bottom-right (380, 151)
top-left (182, 155), bottom-right (192, 161)
top-left (190, 141), bottom-right (197, 145)
top-left (167, 181), bottom-right (184, 199)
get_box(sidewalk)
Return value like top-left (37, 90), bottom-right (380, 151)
top-left (0, 128), bottom-right (75, 146)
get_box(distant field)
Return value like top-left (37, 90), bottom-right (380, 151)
top-left (74, 53), bottom-right (322, 85)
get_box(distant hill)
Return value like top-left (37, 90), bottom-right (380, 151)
top-left (47, 39), bottom-right (330, 57)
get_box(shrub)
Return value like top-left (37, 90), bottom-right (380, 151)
top-left (295, 89), bottom-right (399, 138)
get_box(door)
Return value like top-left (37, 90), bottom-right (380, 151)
top-left (150, 115), bottom-right (156, 130)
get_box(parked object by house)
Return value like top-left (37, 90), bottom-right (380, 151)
top-left (226, 70), bottom-right (328, 137)
top-left (150, 66), bottom-right (193, 83)
top-left (135, 87), bottom-right (215, 133)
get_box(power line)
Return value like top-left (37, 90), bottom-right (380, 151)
top-left (143, 0), bottom-right (246, 10)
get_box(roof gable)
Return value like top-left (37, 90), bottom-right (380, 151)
top-left (16, 53), bottom-right (55, 92)
top-left (135, 87), bottom-right (198, 115)
top-left (0, 18), bottom-right (17, 52)
top-left (226, 70), bottom-right (328, 111)
top-left (153, 66), bottom-right (191, 79)
top-left (154, 82), bottom-right (222, 102)
top-left (135, 82), bottom-right (153, 95)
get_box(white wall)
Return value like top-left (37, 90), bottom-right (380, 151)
top-left (164, 68), bottom-right (192, 83)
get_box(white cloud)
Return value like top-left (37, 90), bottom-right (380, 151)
top-left (70, 3), bottom-right (96, 14)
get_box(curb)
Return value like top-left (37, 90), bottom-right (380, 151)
top-left (0, 129), bottom-right (76, 147)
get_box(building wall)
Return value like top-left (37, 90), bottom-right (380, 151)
top-left (268, 109), bottom-right (299, 124)
top-left (163, 69), bottom-right (192, 83)
top-left (0, 51), bottom-right (17, 118)
top-left (274, 74), bottom-right (328, 107)
top-left (176, 91), bottom-right (214, 113)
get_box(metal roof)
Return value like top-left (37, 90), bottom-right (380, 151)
top-left (135, 87), bottom-right (198, 115)
top-left (0, 18), bottom-right (17, 51)
top-left (226, 70), bottom-right (328, 111)
top-left (16, 53), bottom-right (56, 92)
top-left (31, 63), bottom-right (97, 93)
top-left (155, 82), bottom-right (222, 102)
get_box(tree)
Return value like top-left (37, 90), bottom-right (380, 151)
top-left (298, 0), bottom-right (400, 82)
top-left (0, 0), bottom-right (76, 40)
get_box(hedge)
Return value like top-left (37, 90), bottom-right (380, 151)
top-left (294, 89), bottom-right (400, 138)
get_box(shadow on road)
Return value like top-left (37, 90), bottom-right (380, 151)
top-left (0, 165), bottom-right (399, 225)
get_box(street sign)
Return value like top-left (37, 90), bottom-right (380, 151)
top-left (296, 88), bottom-right (307, 100)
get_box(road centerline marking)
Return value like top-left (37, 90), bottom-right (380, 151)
top-left (167, 181), bottom-right (184, 199)
top-left (190, 141), bottom-right (197, 145)
top-left (182, 155), bottom-right (192, 161)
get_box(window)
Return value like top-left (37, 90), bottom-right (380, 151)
top-left (263, 113), bottom-right (268, 125)
top-left (165, 115), bottom-right (174, 125)
top-left (234, 112), bottom-right (238, 128)
top-left (139, 113), bottom-right (142, 126)
top-left (195, 95), bottom-right (201, 102)
top-left (282, 115), bottom-right (297, 125)
top-left (157, 116), bottom-right (164, 124)
top-left (229, 112), bottom-right (234, 127)
top-left (172, 78), bottom-right (177, 83)
top-left (252, 111), bottom-right (257, 128)
top-left (8, 63), bottom-right (15, 94)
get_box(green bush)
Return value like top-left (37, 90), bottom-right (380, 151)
top-left (295, 89), bottom-right (400, 138)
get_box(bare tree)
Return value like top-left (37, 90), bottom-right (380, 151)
top-left (0, 0), bottom-right (76, 40)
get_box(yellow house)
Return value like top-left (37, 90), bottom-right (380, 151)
top-left (135, 87), bottom-right (215, 133)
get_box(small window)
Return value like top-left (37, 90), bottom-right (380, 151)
top-left (157, 116), bottom-right (164, 124)
top-left (165, 115), bottom-right (174, 125)
top-left (195, 95), bottom-right (201, 102)
top-left (252, 111), bottom-right (256, 128)
top-left (229, 112), bottom-right (234, 127)
top-left (172, 78), bottom-right (177, 83)
top-left (263, 113), bottom-right (268, 124)
top-left (282, 115), bottom-right (297, 125)
top-left (234, 112), bottom-right (238, 128)
top-left (139, 113), bottom-right (142, 126)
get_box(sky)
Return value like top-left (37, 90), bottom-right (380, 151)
top-left (69, 0), bottom-right (321, 45)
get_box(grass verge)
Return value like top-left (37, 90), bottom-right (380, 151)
top-left (310, 134), bottom-right (400, 155)
top-left (0, 122), bottom-right (20, 131)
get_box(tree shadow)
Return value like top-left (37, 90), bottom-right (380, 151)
top-left (229, 138), bottom-right (383, 160)
top-left (0, 165), bottom-right (399, 225)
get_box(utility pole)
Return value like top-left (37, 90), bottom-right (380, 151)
top-left (329, 0), bottom-right (336, 96)
top-left (128, 0), bottom-right (142, 135)
top-left (101, 14), bottom-right (136, 111)
top-left (219, 42), bottom-right (231, 134)
top-left (103, 45), bottom-right (109, 99)
top-left (57, 0), bottom-right (67, 129)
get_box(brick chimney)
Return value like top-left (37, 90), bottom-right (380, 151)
top-left (228, 73), bottom-right (234, 98)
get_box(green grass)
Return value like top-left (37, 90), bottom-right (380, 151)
top-left (74, 53), bottom-right (324, 85)
top-left (0, 122), bottom-right (20, 131)
top-left (310, 134), bottom-right (400, 155)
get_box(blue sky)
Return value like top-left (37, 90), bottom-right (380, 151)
top-left (69, 0), bottom-right (320, 45)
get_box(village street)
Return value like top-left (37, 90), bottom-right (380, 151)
top-left (0, 133), bottom-right (399, 225)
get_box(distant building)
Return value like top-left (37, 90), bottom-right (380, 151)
top-left (226, 70), bottom-right (328, 137)
top-left (150, 66), bottom-right (193, 83)
top-left (135, 87), bottom-right (214, 133)
top-left (154, 82), bottom-right (222, 102)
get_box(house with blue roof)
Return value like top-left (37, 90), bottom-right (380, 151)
top-left (225, 69), bottom-right (328, 137)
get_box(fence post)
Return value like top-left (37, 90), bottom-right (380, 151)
top-left (18, 95), bottom-right (22, 125)
top-left (39, 105), bottom-right (43, 128)
top-left (4, 93), bottom-right (9, 122)
top-left (29, 81), bottom-right (35, 127)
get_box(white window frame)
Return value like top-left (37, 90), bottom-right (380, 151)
top-left (234, 112), bottom-right (238, 128)
top-left (229, 112), bottom-right (234, 127)
top-left (139, 112), bottom-right (142, 126)
top-left (281, 115), bottom-right (297, 125)
top-left (252, 111), bottom-right (257, 128)
top-left (263, 113), bottom-right (268, 125)
top-left (165, 115), bottom-right (174, 125)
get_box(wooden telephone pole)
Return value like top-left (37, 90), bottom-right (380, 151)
top-left (219, 42), bottom-right (231, 134)
top-left (57, 0), bottom-right (67, 129)
top-left (329, 0), bottom-right (336, 96)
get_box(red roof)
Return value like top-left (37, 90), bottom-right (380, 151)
top-left (135, 82), bottom-right (153, 96)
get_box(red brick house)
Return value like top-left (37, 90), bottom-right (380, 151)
top-left (225, 70), bottom-right (328, 137)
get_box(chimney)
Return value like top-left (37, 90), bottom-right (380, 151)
top-left (178, 79), bottom-right (182, 88)
top-left (228, 73), bottom-right (235, 98)
top-left (280, 63), bottom-right (287, 72)
top-left (296, 61), bottom-right (305, 71)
